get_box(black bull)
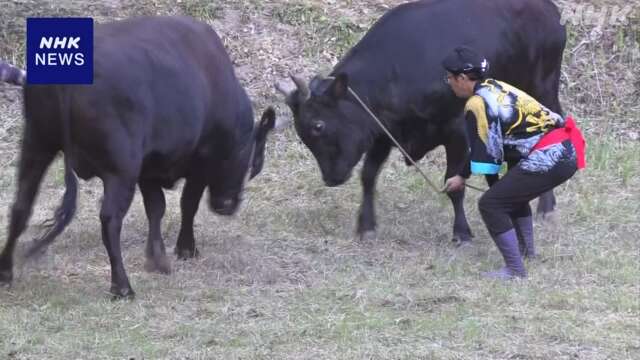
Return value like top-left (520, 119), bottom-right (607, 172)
top-left (279, 0), bottom-right (566, 243)
top-left (0, 16), bottom-right (278, 298)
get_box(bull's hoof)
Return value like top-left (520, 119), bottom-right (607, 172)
top-left (0, 269), bottom-right (12, 285)
top-left (455, 239), bottom-right (473, 249)
top-left (144, 254), bottom-right (172, 275)
top-left (175, 247), bottom-right (199, 260)
top-left (357, 230), bottom-right (377, 244)
top-left (536, 210), bottom-right (558, 224)
top-left (452, 232), bottom-right (473, 244)
top-left (110, 285), bottom-right (135, 301)
top-left (0, 257), bottom-right (13, 284)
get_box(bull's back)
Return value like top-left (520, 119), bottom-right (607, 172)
top-left (91, 16), bottom-right (246, 143)
top-left (336, 0), bottom-right (564, 99)
top-left (24, 17), bottom-right (251, 178)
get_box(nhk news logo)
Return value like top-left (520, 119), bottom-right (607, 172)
top-left (26, 18), bottom-right (94, 84)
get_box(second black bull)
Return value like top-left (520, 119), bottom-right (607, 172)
top-left (278, 0), bottom-right (567, 243)
top-left (0, 16), bottom-right (279, 298)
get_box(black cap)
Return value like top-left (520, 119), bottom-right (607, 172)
top-left (442, 46), bottom-right (490, 76)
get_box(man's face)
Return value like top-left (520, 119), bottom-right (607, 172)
top-left (445, 72), bottom-right (472, 98)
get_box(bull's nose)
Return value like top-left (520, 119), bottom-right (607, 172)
top-left (324, 179), bottom-right (341, 187)
top-left (211, 198), bottom-right (238, 216)
top-left (323, 174), bottom-right (349, 187)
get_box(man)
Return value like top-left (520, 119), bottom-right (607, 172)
top-left (442, 46), bottom-right (585, 280)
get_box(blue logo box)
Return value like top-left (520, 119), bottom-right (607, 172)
top-left (26, 18), bottom-right (94, 84)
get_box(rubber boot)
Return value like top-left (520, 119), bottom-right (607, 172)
top-left (483, 229), bottom-right (527, 280)
top-left (514, 216), bottom-right (536, 259)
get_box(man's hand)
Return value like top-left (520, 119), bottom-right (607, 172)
top-left (443, 175), bottom-right (465, 193)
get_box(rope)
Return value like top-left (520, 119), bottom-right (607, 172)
top-left (328, 77), bottom-right (486, 194)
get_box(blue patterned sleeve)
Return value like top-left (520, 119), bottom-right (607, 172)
top-left (464, 96), bottom-right (503, 175)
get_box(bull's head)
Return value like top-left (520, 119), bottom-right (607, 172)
top-left (208, 107), bottom-right (279, 215)
top-left (276, 73), bottom-right (375, 186)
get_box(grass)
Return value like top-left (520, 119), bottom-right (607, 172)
top-left (178, 0), bottom-right (223, 20)
top-left (0, 0), bottom-right (639, 359)
top-left (272, 1), bottom-right (367, 61)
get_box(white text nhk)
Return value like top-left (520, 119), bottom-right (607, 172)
top-left (35, 37), bottom-right (85, 66)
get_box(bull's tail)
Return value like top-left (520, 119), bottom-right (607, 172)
top-left (25, 89), bottom-right (78, 258)
top-left (0, 60), bottom-right (26, 86)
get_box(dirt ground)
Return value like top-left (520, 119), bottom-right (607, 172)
top-left (0, 0), bottom-right (639, 359)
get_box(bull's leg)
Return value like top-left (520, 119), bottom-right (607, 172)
top-left (100, 175), bottom-right (136, 299)
top-left (0, 150), bottom-right (55, 284)
top-left (175, 176), bottom-right (206, 259)
top-left (357, 139), bottom-right (392, 242)
top-left (445, 189), bottom-right (473, 244)
top-left (532, 74), bottom-right (563, 219)
top-left (139, 180), bottom-right (170, 274)
top-left (536, 191), bottom-right (556, 219)
top-left (444, 126), bottom-right (473, 244)
top-left (485, 174), bottom-right (499, 187)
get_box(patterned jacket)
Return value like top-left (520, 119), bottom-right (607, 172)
top-left (463, 79), bottom-right (575, 175)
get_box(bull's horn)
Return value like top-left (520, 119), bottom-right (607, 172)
top-left (0, 61), bottom-right (26, 86)
top-left (18, 70), bottom-right (26, 85)
top-left (274, 80), bottom-right (292, 96)
top-left (289, 73), bottom-right (310, 101)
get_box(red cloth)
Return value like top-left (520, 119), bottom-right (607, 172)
top-left (532, 115), bottom-right (586, 169)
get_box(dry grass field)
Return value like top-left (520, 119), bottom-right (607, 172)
top-left (0, 0), bottom-right (638, 359)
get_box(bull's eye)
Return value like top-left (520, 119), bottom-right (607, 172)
top-left (311, 120), bottom-right (325, 136)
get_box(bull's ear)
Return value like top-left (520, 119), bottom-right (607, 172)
top-left (259, 106), bottom-right (292, 131)
top-left (258, 106), bottom-right (276, 131)
top-left (309, 75), bottom-right (323, 94)
top-left (328, 73), bottom-right (349, 99)
top-left (250, 107), bottom-right (278, 180)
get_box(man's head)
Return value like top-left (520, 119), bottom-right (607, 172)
top-left (442, 46), bottom-right (489, 98)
